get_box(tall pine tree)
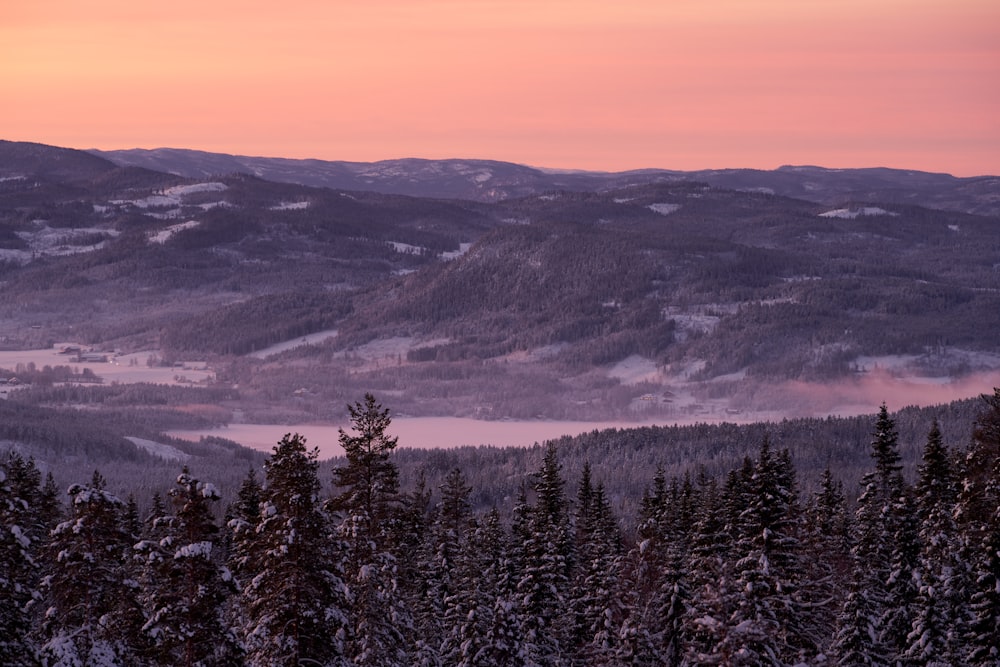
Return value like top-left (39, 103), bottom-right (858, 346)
top-left (239, 434), bottom-right (348, 667)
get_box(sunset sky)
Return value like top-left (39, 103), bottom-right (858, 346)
top-left (3, 0), bottom-right (998, 175)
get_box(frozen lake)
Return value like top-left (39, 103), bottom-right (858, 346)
top-left (167, 417), bottom-right (670, 459)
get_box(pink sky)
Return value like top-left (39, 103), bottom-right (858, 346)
top-left (2, 0), bottom-right (998, 175)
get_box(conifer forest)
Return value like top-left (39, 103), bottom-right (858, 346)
top-left (2, 389), bottom-right (1000, 666)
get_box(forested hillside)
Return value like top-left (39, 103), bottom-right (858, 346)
top-left (3, 390), bottom-right (999, 665)
top-left (2, 140), bottom-right (999, 421)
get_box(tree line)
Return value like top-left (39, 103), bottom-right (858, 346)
top-left (2, 390), bottom-right (999, 665)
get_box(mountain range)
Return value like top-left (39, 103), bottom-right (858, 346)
top-left (1, 139), bottom-right (999, 424)
top-left (91, 145), bottom-right (1000, 216)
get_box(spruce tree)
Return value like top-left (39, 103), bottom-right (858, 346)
top-left (802, 467), bottom-right (851, 657)
top-left (959, 388), bottom-right (1000, 665)
top-left (905, 420), bottom-right (967, 666)
top-left (570, 478), bottom-right (625, 665)
top-left (834, 405), bottom-right (911, 666)
top-left (331, 395), bottom-right (411, 666)
top-left (515, 443), bottom-right (573, 666)
top-left (225, 467), bottom-right (262, 583)
top-left (683, 472), bottom-right (735, 665)
top-left (239, 434), bottom-right (348, 667)
top-left (0, 460), bottom-right (38, 665)
top-left (37, 471), bottom-right (142, 665)
top-left (724, 438), bottom-right (802, 666)
top-left (140, 468), bottom-right (240, 666)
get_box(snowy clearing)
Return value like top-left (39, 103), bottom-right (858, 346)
top-left (608, 355), bottom-right (662, 385)
top-left (0, 347), bottom-right (214, 386)
top-left (125, 437), bottom-right (191, 462)
top-left (818, 207), bottom-right (898, 219)
top-left (648, 203), bottom-right (681, 215)
top-left (269, 201), bottom-right (310, 210)
top-left (111, 182), bottom-right (227, 209)
top-left (389, 241), bottom-right (427, 255)
top-left (0, 224), bottom-right (120, 262)
top-left (248, 330), bottom-right (339, 359)
top-left (149, 220), bottom-right (200, 244)
top-left (440, 243), bottom-right (472, 260)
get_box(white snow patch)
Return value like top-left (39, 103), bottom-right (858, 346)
top-left (819, 207), bottom-right (899, 219)
top-left (948, 224), bottom-right (960, 232)
top-left (648, 203), bottom-right (681, 215)
top-left (125, 437), bottom-right (191, 462)
top-left (149, 220), bottom-right (199, 244)
top-left (388, 241), bottom-right (427, 255)
top-left (5, 224), bottom-right (120, 261)
top-left (165, 182), bottom-right (227, 197)
top-left (440, 243), bottom-right (472, 260)
top-left (501, 343), bottom-right (568, 363)
top-left (269, 201), bottom-right (310, 211)
top-left (175, 541), bottom-right (213, 558)
top-left (608, 355), bottom-right (661, 385)
top-left (111, 182), bottom-right (227, 209)
top-left (0, 175), bottom-right (26, 182)
top-left (613, 197), bottom-right (635, 203)
top-left (472, 170), bottom-right (492, 183)
top-left (248, 329), bottom-right (339, 359)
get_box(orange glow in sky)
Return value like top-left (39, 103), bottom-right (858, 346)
top-left (2, 0), bottom-right (998, 175)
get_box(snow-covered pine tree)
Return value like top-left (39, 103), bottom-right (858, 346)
top-left (682, 471), bottom-right (736, 665)
top-left (958, 388), bottom-right (1000, 665)
top-left (396, 469), bottom-right (436, 665)
top-left (474, 507), bottom-right (530, 666)
top-left (833, 404), bottom-right (910, 666)
top-left (724, 438), bottom-right (805, 666)
top-left (515, 442), bottom-right (573, 666)
top-left (905, 420), bottom-right (967, 666)
top-left (225, 467), bottom-right (262, 583)
top-left (139, 468), bottom-right (240, 666)
top-left (331, 395), bottom-right (412, 666)
top-left (413, 467), bottom-right (472, 663)
top-left (239, 434), bottom-right (348, 667)
top-left (801, 467), bottom-right (852, 658)
top-left (0, 459), bottom-right (38, 664)
top-left (833, 563), bottom-right (892, 667)
top-left (569, 472), bottom-right (625, 665)
top-left (37, 470), bottom-right (143, 666)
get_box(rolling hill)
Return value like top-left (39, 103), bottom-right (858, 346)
top-left (1, 139), bottom-right (998, 423)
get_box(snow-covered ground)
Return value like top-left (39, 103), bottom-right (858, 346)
top-left (0, 224), bottom-right (120, 262)
top-left (441, 243), bottom-right (472, 260)
top-left (608, 355), bottom-right (661, 385)
top-left (818, 206), bottom-right (898, 219)
top-left (148, 220), bottom-right (200, 244)
top-left (269, 201), bottom-right (310, 210)
top-left (389, 241), bottom-right (426, 255)
top-left (0, 347), bottom-right (214, 387)
top-left (648, 203), bottom-right (681, 215)
top-left (125, 436), bottom-right (191, 462)
top-left (111, 182), bottom-right (227, 209)
top-left (248, 330), bottom-right (339, 359)
top-left (336, 336), bottom-right (451, 370)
